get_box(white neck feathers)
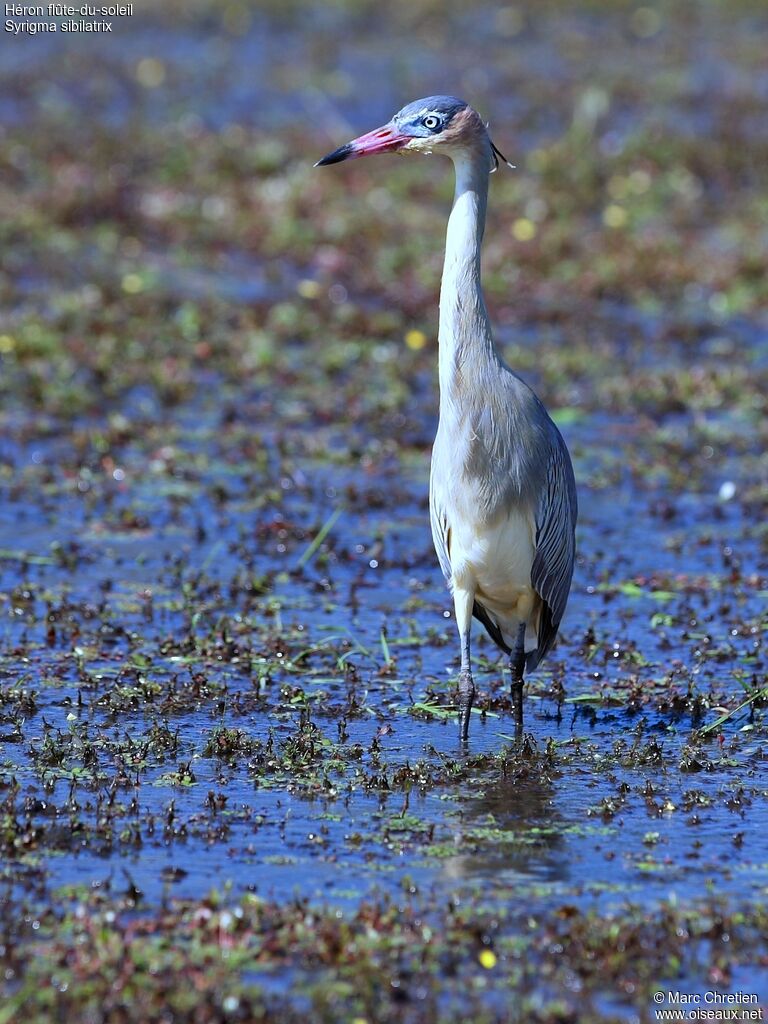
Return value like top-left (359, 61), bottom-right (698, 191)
top-left (438, 148), bottom-right (496, 399)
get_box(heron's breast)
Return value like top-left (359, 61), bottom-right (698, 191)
top-left (448, 501), bottom-right (536, 605)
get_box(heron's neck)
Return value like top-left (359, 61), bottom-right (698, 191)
top-left (438, 149), bottom-right (496, 401)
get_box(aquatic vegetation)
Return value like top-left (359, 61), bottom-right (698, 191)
top-left (0, 0), bottom-right (766, 1019)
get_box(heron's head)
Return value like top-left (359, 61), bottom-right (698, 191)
top-left (315, 95), bottom-right (510, 171)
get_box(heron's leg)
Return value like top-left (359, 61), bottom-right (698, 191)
top-left (453, 587), bottom-right (475, 743)
top-left (510, 623), bottom-right (526, 727)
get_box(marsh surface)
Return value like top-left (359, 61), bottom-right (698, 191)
top-left (1, 1), bottom-right (767, 1021)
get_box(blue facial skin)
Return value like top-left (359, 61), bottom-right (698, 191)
top-left (315, 95), bottom-right (468, 166)
top-left (392, 95), bottom-right (468, 137)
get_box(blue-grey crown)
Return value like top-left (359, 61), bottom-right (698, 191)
top-left (395, 95), bottom-right (467, 121)
top-left (393, 95), bottom-right (468, 135)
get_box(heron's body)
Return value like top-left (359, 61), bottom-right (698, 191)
top-left (317, 96), bottom-right (577, 739)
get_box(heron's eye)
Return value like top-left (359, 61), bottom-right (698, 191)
top-left (422, 115), bottom-right (441, 131)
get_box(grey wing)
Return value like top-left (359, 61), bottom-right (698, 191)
top-left (429, 487), bottom-right (452, 583)
top-left (528, 423), bottom-right (577, 670)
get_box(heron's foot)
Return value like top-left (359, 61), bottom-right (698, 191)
top-left (457, 670), bottom-right (475, 743)
top-left (511, 675), bottom-right (524, 728)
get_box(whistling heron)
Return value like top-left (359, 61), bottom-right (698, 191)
top-left (316, 96), bottom-right (577, 740)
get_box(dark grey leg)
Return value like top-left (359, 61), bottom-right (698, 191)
top-left (510, 622), bottom-right (526, 727)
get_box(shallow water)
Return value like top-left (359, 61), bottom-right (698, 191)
top-left (1, 1), bottom-right (767, 1018)
top-left (1, 385), bottom-right (765, 916)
